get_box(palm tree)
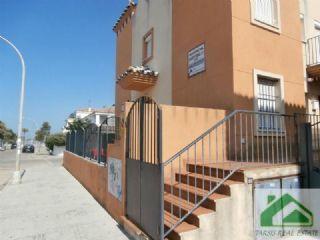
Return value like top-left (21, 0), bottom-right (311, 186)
top-left (66, 119), bottom-right (90, 131)
top-left (22, 128), bottom-right (28, 145)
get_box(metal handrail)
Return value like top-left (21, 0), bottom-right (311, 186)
top-left (163, 110), bottom-right (238, 167)
top-left (311, 121), bottom-right (320, 127)
top-left (162, 110), bottom-right (298, 238)
top-left (163, 167), bottom-right (239, 238)
top-left (163, 110), bottom-right (291, 166)
top-left (294, 113), bottom-right (320, 127)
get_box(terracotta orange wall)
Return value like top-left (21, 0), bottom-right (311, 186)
top-left (161, 105), bottom-right (228, 181)
top-left (115, 17), bottom-right (133, 116)
top-left (231, 0), bottom-right (305, 113)
top-left (172, 0), bottom-right (234, 110)
top-left (63, 151), bottom-right (123, 222)
top-left (172, 0), bottom-right (305, 113)
top-left (161, 105), bottom-right (228, 161)
top-left (107, 102), bottom-right (132, 217)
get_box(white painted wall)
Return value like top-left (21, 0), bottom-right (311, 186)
top-left (53, 145), bottom-right (65, 156)
top-left (302, 0), bottom-right (320, 39)
top-left (131, 0), bottom-right (172, 105)
top-left (86, 113), bottom-right (115, 126)
top-left (76, 109), bottom-right (92, 119)
top-left (300, 0), bottom-right (320, 113)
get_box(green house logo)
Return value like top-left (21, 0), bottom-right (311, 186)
top-left (261, 193), bottom-right (313, 227)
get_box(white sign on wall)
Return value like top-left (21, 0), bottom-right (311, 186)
top-left (108, 158), bottom-right (122, 201)
top-left (188, 43), bottom-right (206, 77)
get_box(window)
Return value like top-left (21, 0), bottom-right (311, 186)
top-left (257, 78), bottom-right (278, 114)
top-left (309, 98), bottom-right (320, 114)
top-left (254, 70), bottom-right (284, 132)
top-left (143, 29), bottom-right (153, 64)
top-left (257, 78), bottom-right (280, 131)
top-left (251, 0), bottom-right (280, 31)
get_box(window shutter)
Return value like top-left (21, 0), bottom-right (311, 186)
top-left (254, 0), bottom-right (278, 27)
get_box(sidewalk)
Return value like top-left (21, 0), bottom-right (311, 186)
top-left (0, 158), bottom-right (131, 240)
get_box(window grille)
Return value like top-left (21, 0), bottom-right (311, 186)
top-left (257, 77), bottom-right (281, 131)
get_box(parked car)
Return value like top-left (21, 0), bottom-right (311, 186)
top-left (11, 143), bottom-right (17, 149)
top-left (22, 144), bottom-right (35, 153)
top-left (0, 146), bottom-right (5, 151)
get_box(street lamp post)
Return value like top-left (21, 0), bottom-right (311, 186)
top-left (0, 35), bottom-right (26, 184)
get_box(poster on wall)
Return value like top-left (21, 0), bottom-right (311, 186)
top-left (188, 43), bottom-right (206, 77)
top-left (108, 158), bottom-right (122, 201)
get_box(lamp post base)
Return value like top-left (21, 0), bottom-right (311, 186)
top-left (12, 170), bottom-right (21, 184)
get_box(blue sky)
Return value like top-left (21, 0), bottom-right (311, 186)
top-left (0, 0), bottom-right (129, 138)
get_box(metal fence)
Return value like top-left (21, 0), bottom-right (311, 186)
top-left (66, 117), bottom-right (120, 164)
top-left (295, 113), bottom-right (320, 169)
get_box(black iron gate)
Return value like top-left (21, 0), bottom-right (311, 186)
top-left (296, 114), bottom-right (320, 188)
top-left (126, 96), bottom-right (163, 240)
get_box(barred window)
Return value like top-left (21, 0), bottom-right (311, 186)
top-left (257, 77), bottom-right (282, 131)
top-left (254, 0), bottom-right (279, 28)
top-left (258, 78), bottom-right (278, 113)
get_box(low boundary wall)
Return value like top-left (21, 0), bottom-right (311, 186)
top-left (63, 151), bottom-right (123, 221)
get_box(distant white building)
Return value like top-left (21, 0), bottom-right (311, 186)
top-left (63, 106), bottom-right (115, 133)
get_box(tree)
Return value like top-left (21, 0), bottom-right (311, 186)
top-left (0, 121), bottom-right (17, 143)
top-left (66, 118), bottom-right (90, 131)
top-left (22, 128), bottom-right (28, 144)
top-left (45, 133), bottom-right (66, 151)
top-left (35, 122), bottom-right (51, 142)
top-left (0, 121), bottom-right (6, 140)
top-left (22, 128), bottom-right (28, 135)
top-left (4, 129), bottom-right (17, 144)
top-left (41, 122), bottom-right (51, 135)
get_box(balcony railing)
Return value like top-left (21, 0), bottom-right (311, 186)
top-left (306, 35), bottom-right (320, 67)
top-left (306, 35), bottom-right (320, 79)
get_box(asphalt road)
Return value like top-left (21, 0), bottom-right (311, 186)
top-left (0, 149), bottom-right (62, 190)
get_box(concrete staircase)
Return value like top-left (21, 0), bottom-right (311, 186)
top-left (163, 162), bottom-right (246, 240)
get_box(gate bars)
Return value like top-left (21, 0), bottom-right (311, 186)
top-left (125, 96), bottom-right (163, 240)
top-left (295, 113), bottom-right (320, 169)
top-left (126, 96), bottom-right (161, 164)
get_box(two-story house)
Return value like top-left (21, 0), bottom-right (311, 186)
top-left (109, 1), bottom-right (313, 240)
top-left (115, 0), bottom-right (305, 116)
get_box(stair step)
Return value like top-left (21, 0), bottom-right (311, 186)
top-left (175, 172), bottom-right (242, 195)
top-left (187, 163), bottom-right (245, 182)
top-left (164, 210), bottom-right (198, 240)
top-left (164, 192), bottom-right (214, 227)
top-left (164, 181), bottom-right (228, 210)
